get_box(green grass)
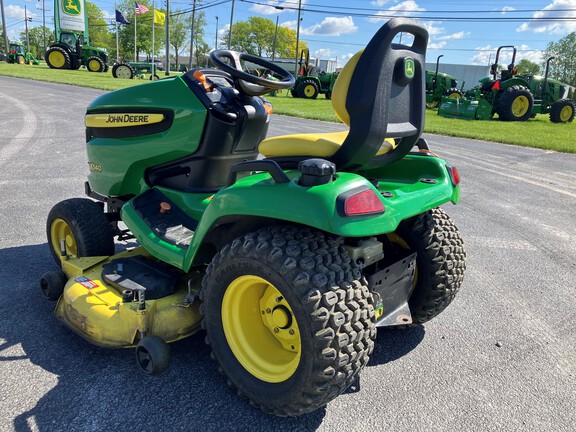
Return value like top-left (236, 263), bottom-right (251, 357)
top-left (2, 61), bottom-right (574, 153)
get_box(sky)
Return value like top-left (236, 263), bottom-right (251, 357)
top-left (4, 0), bottom-right (576, 68)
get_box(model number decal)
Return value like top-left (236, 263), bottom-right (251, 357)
top-left (88, 162), bottom-right (102, 172)
top-left (75, 276), bottom-right (99, 290)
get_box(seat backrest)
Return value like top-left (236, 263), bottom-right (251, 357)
top-left (329, 18), bottom-right (428, 171)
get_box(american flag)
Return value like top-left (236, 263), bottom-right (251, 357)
top-left (135, 2), bottom-right (149, 14)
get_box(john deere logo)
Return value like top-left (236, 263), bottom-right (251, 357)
top-left (404, 58), bottom-right (415, 79)
top-left (63, 0), bottom-right (81, 16)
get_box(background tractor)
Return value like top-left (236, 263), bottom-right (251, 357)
top-left (439, 46), bottom-right (575, 122)
top-left (425, 54), bottom-right (463, 108)
top-left (111, 61), bottom-right (160, 80)
top-left (6, 43), bottom-right (40, 65)
top-left (291, 49), bottom-right (339, 99)
top-left (45, 32), bottom-right (109, 72)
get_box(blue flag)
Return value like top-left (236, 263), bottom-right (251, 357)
top-left (115, 9), bottom-right (131, 25)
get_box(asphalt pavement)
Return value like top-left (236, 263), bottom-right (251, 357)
top-left (0, 76), bottom-right (574, 432)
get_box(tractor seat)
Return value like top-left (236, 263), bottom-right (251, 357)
top-left (259, 50), bottom-right (397, 159)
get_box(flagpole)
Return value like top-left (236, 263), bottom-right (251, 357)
top-left (152, 3), bottom-right (155, 76)
top-left (134, 5), bottom-right (137, 61)
top-left (115, 1), bottom-right (119, 63)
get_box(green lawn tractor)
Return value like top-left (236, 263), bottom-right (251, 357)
top-left (112, 61), bottom-right (161, 80)
top-left (45, 31), bottom-right (108, 72)
top-left (6, 43), bottom-right (40, 65)
top-left (291, 49), bottom-right (339, 99)
top-left (425, 54), bottom-right (463, 108)
top-left (40, 18), bottom-right (466, 416)
top-left (439, 46), bottom-right (575, 122)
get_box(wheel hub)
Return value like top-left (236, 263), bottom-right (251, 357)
top-left (560, 105), bottom-right (573, 122)
top-left (512, 95), bottom-right (529, 117)
top-left (221, 275), bottom-right (301, 383)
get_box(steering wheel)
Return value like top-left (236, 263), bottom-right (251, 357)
top-left (210, 50), bottom-right (295, 96)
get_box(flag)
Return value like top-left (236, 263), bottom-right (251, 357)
top-left (135, 2), bottom-right (149, 14)
top-left (115, 10), bottom-right (131, 25)
top-left (153, 10), bottom-right (165, 25)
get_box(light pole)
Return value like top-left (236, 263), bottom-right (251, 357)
top-left (294, 0), bottom-right (302, 75)
top-left (227, 0), bottom-right (234, 49)
top-left (271, 15), bottom-right (279, 62)
top-left (24, 6), bottom-right (30, 53)
top-left (0, 0), bottom-right (8, 53)
top-left (165, 0), bottom-right (170, 75)
top-left (215, 16), bottom-right (218, 49)
top-left (188, 0), bottom-right (197, 69)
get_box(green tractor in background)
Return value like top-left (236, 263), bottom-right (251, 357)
top-left (291, 49), bottom-right (339, 99)
top-left (425, 54), bottom-right (463, 108)
top-left (6, 42), bottom-right (40, 65)
top-left (439, 46), bottom-right (575, 122)
top-left (45, 31), bottom-right (109, 72)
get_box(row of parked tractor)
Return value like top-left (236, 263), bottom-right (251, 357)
top-left (291, 46), bottom-right (575, 124)
top-left (430, 46), bottom-right (575, 123)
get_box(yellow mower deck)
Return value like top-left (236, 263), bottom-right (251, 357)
top-left (56, 247), bottom-right (203, 348)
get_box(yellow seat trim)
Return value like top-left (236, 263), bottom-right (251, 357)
top-left (259, 131), bottom-right (396, 158)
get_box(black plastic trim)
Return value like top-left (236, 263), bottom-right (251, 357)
top-left (228, 159), bottom-right (290, 186)
top-left (336, 185), bottom-right (386, 217)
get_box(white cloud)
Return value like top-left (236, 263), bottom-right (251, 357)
top-left (517, 0), bottom-right (576, 34)
top-left (369, 1), bottom-right (426, 22)
top-left (470, 44), bottom-right (543, 66)
top-left (313, 48), bottom-right (335, 59)
top-left (6, 5), bottom-right (27, 19)
top-left (250, 0), bottom-right (306, 16)
top-left (428, 41), bottom-right (447, 50)
top-left (300, 16), bottom-right (357, 36)
top-left (371, 0), bottom-right (394, 5)
top-left (500, 6), bottom-right (516, 14)
top-left (438, 31), bottom-right (470, 40)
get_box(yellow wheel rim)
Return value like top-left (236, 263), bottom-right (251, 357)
top-left (449, 92), bottom-right (461, 99)
top-left (49, 51), bottom-right (65, 68)
top-left (221, 275), bottom-right (301, 383)
top-left (511, 95), bottom-right (530, 117)
top-left (304, 84), bottom-right (316, 97)
top-left (560, 105), bottom-right (573, 122)
top-left (426, 100), bottom-right (439, 109)
top-left (88, 59), bottom-right (101, 71)
top-left (50, 218), bottom-right (78, 259)
top-left (18, 57), bottom-right (25, 64)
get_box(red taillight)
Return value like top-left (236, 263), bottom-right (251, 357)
top-left (339, 188), bottom-right (385, 217)
top-left (447, 165), bottom-right (460, 187)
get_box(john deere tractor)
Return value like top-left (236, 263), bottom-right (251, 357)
top-left (425, 54), bottom-right (463, 108)
top-left (291, 49), bottom-right (339, 99)
top-left (45, 31), bottom-right (108, 72)
top-left (6, 42), bottom-right (40, 65)
top-left (40, 18), bottom-right (466, 416)
top-left (439, 46), bottom-right (575, 122)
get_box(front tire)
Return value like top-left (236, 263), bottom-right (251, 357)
top-left (550, 99), bottom-right (575, 123)
top-left (112, 62), bottom-right (135, 79)
top-left (46, 198), bottom-right (115, 266)
top-left (388, 208), bottom-right (466, 324)
top-left (200, 226), bottom-right (375, 416)
top-left (86, 56), bottom-right (105, 72)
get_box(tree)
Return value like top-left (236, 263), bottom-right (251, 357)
top-left (225, 17), bottom-right (304, 59)
top-left (86, 1), bottom-right (113, 50)
top-left (169, 12), bottom-right (189, 69)
top-left (516, 59), bottom-right (540, 76)
top-left (543, 32), bottom-right (576, 86)
top-left (20, 26), bottom-right (55, 58)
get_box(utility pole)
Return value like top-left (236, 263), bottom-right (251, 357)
top-left (24, 5), bottom-right (30, 53)
top-left (165, 0), bottom-right (170, 75)
top-left (215, 16), bottom-right (218, 49)
top-left (42, 0), bottom-right (46, 56)
top-left (271, 15), bottom-right (278, 62)
top-left (227, 0), bottom-right (234, 49)
top-left (188, 0), bottom-right (196, 69)
top-left (1, 0), bottom-right (9, 52)
top-left (294, 0), bottom-right (302, 75)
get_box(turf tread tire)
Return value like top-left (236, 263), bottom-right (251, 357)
top-left (200, 225), bottom-right (376, 417)
top-left (47, 198), bottom-right (115, 266)
top-left (395, 208), bottom-right (466, 324)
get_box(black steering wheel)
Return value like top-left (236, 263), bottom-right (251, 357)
top-left (210, 50), bottom-right (295, 96)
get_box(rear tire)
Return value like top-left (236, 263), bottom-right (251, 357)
top-left (17, 55), bottom-right (25, 64)
top-left (550, 99), bottom-right (575, 123)
top-left (495, 85), bottom-right (534, 121)
top-left (45, 47), bottom-right (71, 69)
top-left (112, 62), bottom-right (135, 79)
top-left (444, 87), bottom-right (463, 99)
top-left (387, 208), bottom-right (466, 324)
top-left (298, 79), bottom-right (319, 99)
top-left (200, 226), bottom-right (376, 416)
top-left (46, 198), bottom-right (115, 266)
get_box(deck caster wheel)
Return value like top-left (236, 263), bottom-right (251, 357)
top-left (135, 336), bottom-right (171, 376)
top-left (40, 270), bottom-right (67, 301)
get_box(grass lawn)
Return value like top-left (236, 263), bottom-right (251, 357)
top-left (2, 61), bottom-right (574, 153)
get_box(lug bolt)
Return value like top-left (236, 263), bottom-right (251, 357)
top-left (274, 327), bottom-right (279, 333)
top-left (289, 329), bottom-right (294, 335)
top-left (266, 308), bottom-right (271, 314)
